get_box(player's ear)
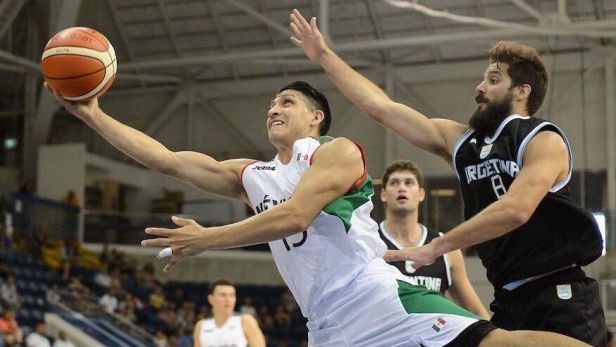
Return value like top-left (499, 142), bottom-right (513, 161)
top-left (380, 187), bottom-right (387, 202)
top-left (418, 187), bottom-right (426, 202)
top-left (312, 109), bottom-right (325, 127)
top-left (515, 83), bottom-right (531, 100)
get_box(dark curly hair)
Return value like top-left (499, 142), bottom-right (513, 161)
top-left (488, 41), bottom-right (548, 115)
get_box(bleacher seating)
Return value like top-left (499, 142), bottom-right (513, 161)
top-left (2, 250), bottom-right (61, 328)
top-left (62, 314), bottom-right (152, 347)
top-left (1, 247), bottom-right (310, 346)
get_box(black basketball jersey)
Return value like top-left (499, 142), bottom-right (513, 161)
top-left (379, 222), bottom-right (451, 294)
top-left (452, 115), bottom-right (603, 290)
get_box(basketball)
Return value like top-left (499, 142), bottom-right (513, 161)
top-left (41, 27), bottom-right (117, 101)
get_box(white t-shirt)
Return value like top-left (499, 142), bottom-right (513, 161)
top-left (98, 293), bottom-right (118, 314)
top-left (52, 340), bottom-right (76, 347)
top-left (25, 332), bottom-right (51, 347)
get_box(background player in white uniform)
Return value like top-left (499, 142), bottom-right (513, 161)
top-left (380, 160), bottom-right (490, 320)
top-left (193, 279), bottom-right (265, 347)
top-left (49, 73), bottom-right (590, 345)
top-left (289, 7), bottom-right (605, 346)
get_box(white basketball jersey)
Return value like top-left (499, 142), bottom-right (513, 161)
top-left (198, 315), bottom-right (247, 347)
top-left (241, 136), bottom-right (386, 320)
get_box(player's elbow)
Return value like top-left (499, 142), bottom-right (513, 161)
top-left (153, 152), bottom-right (182, 176)
top-left (285, 216), bottom-right (311, 234)
top-left (285, 205), bottom-right (314, 233)
top-left (292, 213), bottom-right (313, 233)
top-left (153, 159), bottom-right (175, 176)
top-left (506, 203), bottom-right (533, 227)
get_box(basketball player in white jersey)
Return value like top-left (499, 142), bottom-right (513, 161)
top-left (380, 160), bottom-right (490, 320)
top-left (193, 279), bottom-right (265, 347)
top-left (48, 76), bottom-right (590, 345)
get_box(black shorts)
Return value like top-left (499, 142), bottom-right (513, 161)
top-left (490, 267), bottom-right (607, 347)
top-left (444, 320), bottom-right (497, 347)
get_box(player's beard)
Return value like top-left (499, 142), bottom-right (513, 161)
top-left (469, 91), bottom-right (514, 137)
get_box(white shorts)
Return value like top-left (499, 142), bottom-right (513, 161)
top-left (307, 258), bottom-right (487, 347)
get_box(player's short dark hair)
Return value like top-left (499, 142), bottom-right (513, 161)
top-left (278, 81), bottom-right (332, 135)
top-left (488, 41), bottom-right (548, 116)
top-left (208, 278), bottom-right (235, 295)
top-left (381, 160), bottom-right (424, 188)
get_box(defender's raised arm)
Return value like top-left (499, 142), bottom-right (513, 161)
top-left (289, 9), bottom-right (466, 163)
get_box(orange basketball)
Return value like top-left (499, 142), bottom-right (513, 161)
top-left (41, 27), bottom-right (117, 101)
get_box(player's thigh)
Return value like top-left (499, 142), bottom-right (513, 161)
top-left (477, 329), bottom-right (589, 347)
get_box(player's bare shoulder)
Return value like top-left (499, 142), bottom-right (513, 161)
top-left (225, 158), bottom-right (263, 201)
top-left (315, 137), bottom-right (362, 160)
top-left (225, 158), bottom-right (262, 175)
top-left (431, 118), bottom-right (468, 158)
top-left (431, 118), bottom-right (467, 142)
top-left (311, 138), bottom-right (364, 186)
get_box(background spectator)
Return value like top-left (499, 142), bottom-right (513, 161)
top-left (45, 282), bottom-right (62, 307)
top-left (239, 296), bottom-right (257, 317)
top-left (61, 191), bottom-right (79, 207)
top-left (98, 285), bottom-right (119, 314)
top-left (0, 275), bottom-right (21, 310)
top-left (52, 330), bottom-right (76, 347)
top-left (0, 308), bottom-right (24, 346)
top-left (25, 321), bottom-right (50, 347)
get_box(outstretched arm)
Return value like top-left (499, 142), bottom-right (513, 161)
top-left (290, 9), bottom-right (466, 162)
top-left (46, 85), bottom-right (250, 200)
top-left (141, 138), bottom-right (365, 272)
top-left (392, 130), bottom-right (570, 267)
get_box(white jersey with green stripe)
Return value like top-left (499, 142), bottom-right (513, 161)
top-left (241, 136), bottom-right (386, 320)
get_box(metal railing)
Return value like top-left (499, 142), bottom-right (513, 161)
top-left (48, 294), bottom-right (155, 347)
top-left (5, 190), bottom-right (616, 253)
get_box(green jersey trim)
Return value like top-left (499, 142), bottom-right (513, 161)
top-left (397, 280), bottom-right (479, 319)
top-left (318, 135), bottom-right (372, 232)
top-left (318, 135), bottom-right (335, 144)
top-left (322, 176), bottom-right (373, 232)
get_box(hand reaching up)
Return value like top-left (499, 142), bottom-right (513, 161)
top-left (289, 9), bottom-right (330, 63)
